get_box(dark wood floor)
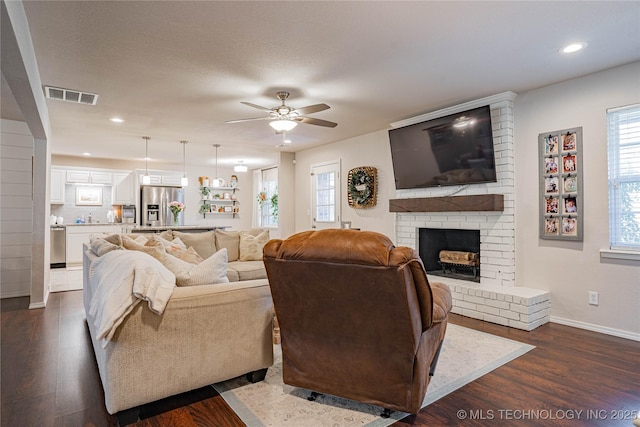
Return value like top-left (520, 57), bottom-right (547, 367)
top-left (2, 290), bottom-right (639, 427)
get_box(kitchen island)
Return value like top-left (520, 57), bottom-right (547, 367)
top-left (123, 224), bottom-right (230, 233)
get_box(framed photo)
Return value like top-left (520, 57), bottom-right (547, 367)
top-left (544, 135), bottom-right (559, 154)
top-left (563, 196), bottom-right (578, 214)
top-left (538, 127), bottom-right (583, 241)
top-left (562, 154), bottom-right (577, 173)
top-left (223, 205), bottom-right (233, 212)
top-left (563, 176), bottom-right (577, 193)
top-left (545, 176), bottom-right (559, 195)
top-left (562, 132), bottom-right (577, 152)
top-left (544, 157), bottom-right (559, 174)
top-left (76, 186), bottom-right (102, 206)
top-left (545, 197), bottom-right (559, 214)
top-left (562, 217), bottom-right (578, 236)
top-left (544, 217), bottom-right (559, 236)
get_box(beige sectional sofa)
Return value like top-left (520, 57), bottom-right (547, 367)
top-left (82, 228), bottom-right (273, 417)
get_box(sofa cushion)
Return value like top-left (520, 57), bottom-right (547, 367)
top-left (173, 230), bottom-right (217, 259)
top-left (227, 260), bottom-right (267, 281)
top-left (226, 268), bottom-right (240, 282)
top-left (239, 230), bottom-right (270, 261)
top-left (215, 230), bottom-right (240, 262)
top-left (162, 248), bottom-right (229, 287)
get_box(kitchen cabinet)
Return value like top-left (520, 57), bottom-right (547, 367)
top-left (50, 169), bottom-right (66, 204)
top-left (112, 172), bottom-right (135, 204)
top-left (65, 225), bottom-right (122, 265)
top-left (139, 173), bottom-right (183, 186)
top-left (66, 170), bottom-right (112, 184)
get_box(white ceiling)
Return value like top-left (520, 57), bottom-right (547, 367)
top-left (6, 1), bottom-right (640, 169)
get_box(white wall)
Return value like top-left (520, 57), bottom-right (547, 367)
top-left (294, 130), bottom-right (396, 237)
top-left (514, 61), bottom-right (640, 337)
top-left (1, 119), bottom-right (33, 298)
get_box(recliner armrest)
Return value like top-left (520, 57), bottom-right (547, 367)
top-left (430, 281), bottom-right (452, 323)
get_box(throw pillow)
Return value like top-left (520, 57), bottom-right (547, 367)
top-left (89, 236), bottom-right (121, 256)
top-left (239, 230), bottom-right (270, 261)
top-left (161, 248), bottom-right (229, 287)
top-left (145, 235), bottom-right (187, 255)
top-left (176, 246), bottom-right (204, 264)
top-left (215, 230), bottom-right (240, 262)
top-left (121, 235), bottom-right (165, 261)
top-left (173, 230), bottom-right (217, 259)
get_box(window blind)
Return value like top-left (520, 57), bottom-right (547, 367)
top-left (607, 104), bottom-right (640, 250)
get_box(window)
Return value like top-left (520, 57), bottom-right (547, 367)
top-left (311, 161), bottom-right (341, 229)
top-left (258, 167), bottom-right (278, 228)
top-left (607, 104), bottom-right (640, 250)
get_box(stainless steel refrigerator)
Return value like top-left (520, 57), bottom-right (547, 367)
top-left (140, 186), bottom-right (185, 227)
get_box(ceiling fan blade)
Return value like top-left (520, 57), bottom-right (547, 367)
top-left (225, 116), bottom-right (272, 124)
top-left (294, 103), bottom-right (330, 115)
top-left (296, 117), bottom-right (338, 128)
top-left (240, 101), bottom-right (273, 112)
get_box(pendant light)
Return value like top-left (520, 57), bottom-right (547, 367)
top-left (234, 160), bottom-right (248, 173)
top-left (142, 136), bottom-right (151, 185)
top-left (180, 140), bottom-right (189, 186)
top-left (212, 144), bottom-right (223, 187)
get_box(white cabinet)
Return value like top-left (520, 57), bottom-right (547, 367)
top-left (66, 170), bottom-right (112, 184)
top-left (50, 169), bottom-right (66, 204)
top-left (90, 171), bottom-right (112, 184)
top-left (66, 170), bottom-right (91, 183)
top-left (112, 172), bottom-right (135, 204)
top-left (161, 175), bottom-right (182, 186)
top-left (65, 225), bottom-right (122, 265)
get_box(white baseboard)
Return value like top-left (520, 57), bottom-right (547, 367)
top-left (29, 289), bottom-right (49, 310)
top-left (0, 291), bottom-right (30, 299)
top-left (550, 316), bottom-right (640, 342)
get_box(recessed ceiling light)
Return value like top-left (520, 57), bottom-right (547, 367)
top-left (109, 117), bottom-right (125, 123)
top-left (560, 42), bottom-right (587, 54)
top-left (82, 152), bottom-right (91, 156)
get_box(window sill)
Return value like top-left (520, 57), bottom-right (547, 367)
top-left (599, 249), bottom-right (640, 261)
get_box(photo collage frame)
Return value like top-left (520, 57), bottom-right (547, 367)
top-left (538, 127), bottom-right (583, 241)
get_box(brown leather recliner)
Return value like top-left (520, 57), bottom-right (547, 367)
top-left (263, 229), bottom-right (452, 415)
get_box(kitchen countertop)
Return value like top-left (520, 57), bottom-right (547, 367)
top-left (128, 225), bottom-right (229, 232)
top-left (60, 223), bottom-right (123, 227)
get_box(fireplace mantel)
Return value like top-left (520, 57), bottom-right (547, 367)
top-left (389, 194), bottom-right (504, 213)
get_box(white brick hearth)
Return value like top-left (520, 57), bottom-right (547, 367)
top-left (392, 92), bottom-right (550, 331)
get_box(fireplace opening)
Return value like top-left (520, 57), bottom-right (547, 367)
top-left (419, 228), bottom-right (481, 283)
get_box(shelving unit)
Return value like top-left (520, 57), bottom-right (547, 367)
top-left (200, 186), bottom-right (239, 218)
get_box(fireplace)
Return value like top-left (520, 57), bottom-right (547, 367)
top-left (419, 228), bottom-right (480, 283)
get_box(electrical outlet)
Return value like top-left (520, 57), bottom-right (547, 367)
top-left (588, 291), bottom-right (599, 306)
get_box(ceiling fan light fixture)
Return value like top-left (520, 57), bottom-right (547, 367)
top-left (270, 119), bottom-right (297, 132)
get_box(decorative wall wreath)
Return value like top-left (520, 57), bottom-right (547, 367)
top-left (348, 166), bottom-right (377, 209)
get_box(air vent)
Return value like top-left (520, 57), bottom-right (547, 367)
top-left (44, 86), bottom-right (98, 105)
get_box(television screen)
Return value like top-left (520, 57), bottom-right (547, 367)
top-left (389, 105), bottom-right (496, 189)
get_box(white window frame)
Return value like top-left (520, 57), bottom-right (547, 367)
top-left (310, 160), bottom-right (341, 230)
top-left (257, 166), bottom-right (278, 228)
top-left (607, 103), bottom-right (640, 253)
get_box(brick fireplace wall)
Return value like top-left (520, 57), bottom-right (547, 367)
top-left (391, 92), bottom-right (550, 331)
top-left (393, 93), bottom-right (516, 287)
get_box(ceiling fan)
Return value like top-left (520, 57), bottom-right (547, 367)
top-left (226, 91), bottom-right (337, 132)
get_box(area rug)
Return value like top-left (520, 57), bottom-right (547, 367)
top-left (214, 324), bottom-right (534, 427)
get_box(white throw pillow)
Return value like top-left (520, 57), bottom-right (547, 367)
top-left (162, 248), bottom-right (229, 287)
top-left (239, 230), bottom-right (270, 261)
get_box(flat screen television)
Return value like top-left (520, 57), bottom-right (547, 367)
top-left (389, 105), bottom-right (497, 189)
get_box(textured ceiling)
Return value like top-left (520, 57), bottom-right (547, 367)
top-left (9, 1), bottom-right (640, 168)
